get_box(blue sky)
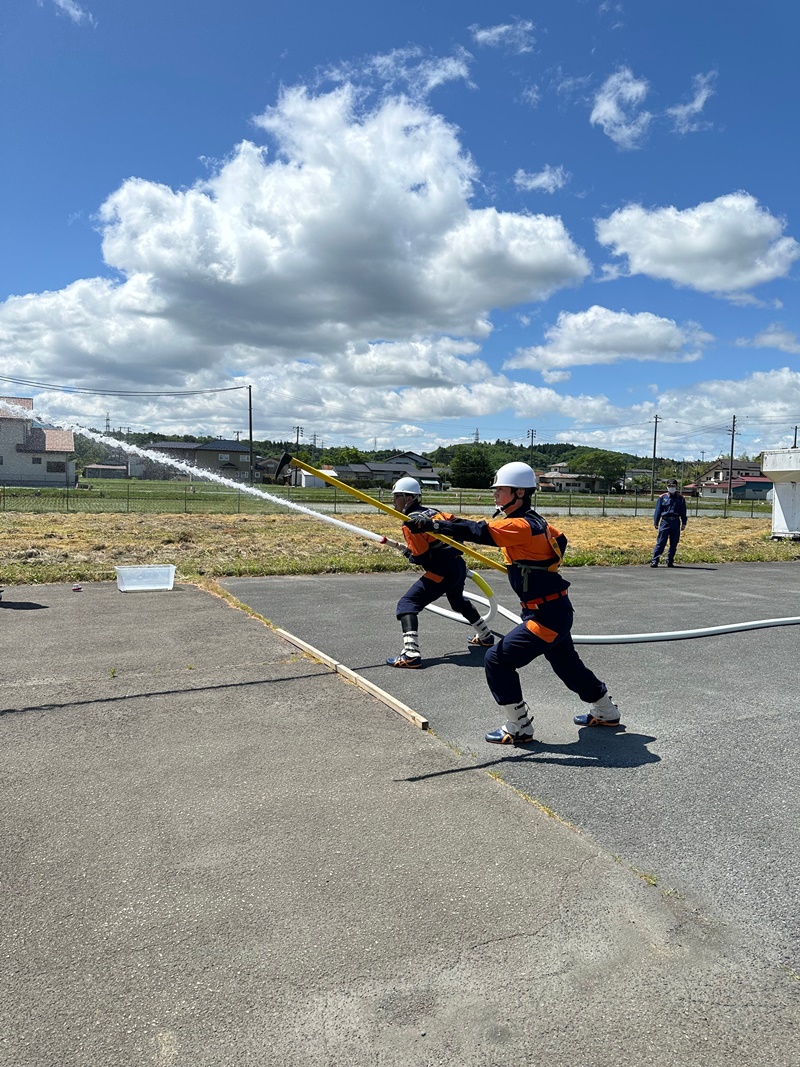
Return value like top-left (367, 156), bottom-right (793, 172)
top-left (1, 0), bottom-right (799, 460)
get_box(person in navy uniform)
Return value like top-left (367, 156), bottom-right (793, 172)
top-left (386, 477), bottom-right (494, 668)
top-left (650, 480), bottom-right (688, 568)
top-left (405, 462), bottom-right (619, 744)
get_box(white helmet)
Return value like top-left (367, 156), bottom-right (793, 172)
top-left (491, 462), bottom-right (537, 489)
top-left (392, 476), bottom-right (421, 496)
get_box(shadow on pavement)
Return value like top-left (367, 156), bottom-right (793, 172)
top-left (402, 730), bottom-right (660, 780)
top-left (0, 670), bottom-right (329, 717)
top-left (358, 649), bottom-right (488, 671)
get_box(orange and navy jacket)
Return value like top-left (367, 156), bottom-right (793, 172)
top-left (428, 508), bottom-right (569, 604)
top-left (401, 508), bottom-right (464, 582)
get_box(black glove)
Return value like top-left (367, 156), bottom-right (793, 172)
top-left (404, 512), bottom-right (435, 533)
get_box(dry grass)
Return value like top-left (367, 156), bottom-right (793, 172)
top-left (0, 511), bottom-right (798, 586)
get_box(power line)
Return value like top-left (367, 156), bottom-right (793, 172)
top-left (0, 374), bottom-right (246, 397)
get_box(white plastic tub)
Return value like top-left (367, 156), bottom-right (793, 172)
top-left (115, 565), bottom-right (176, 592)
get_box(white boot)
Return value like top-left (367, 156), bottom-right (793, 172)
top-left (592, 690), bottom-right (619, 720)
top-left (467, 614), bottom-right (494, 647)
top-left (386, 629), bottom-right (422, 668)
top-left (485, 701), bottom-right (534, 745)
top-left (574, 688), bottom-right (620, 727)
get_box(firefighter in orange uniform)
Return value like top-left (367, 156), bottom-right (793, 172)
top-left (387, 477), bottom-right (494, 668)
top-left (405, 463), bottom-right (620, 744)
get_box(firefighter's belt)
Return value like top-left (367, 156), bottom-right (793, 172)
top-left (523, 589), bottom-right (568, 610)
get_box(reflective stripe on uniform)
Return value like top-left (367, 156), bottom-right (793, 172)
top-left (524, 619), bottom-right (559, 642)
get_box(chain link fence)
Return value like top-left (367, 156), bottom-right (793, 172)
top-left (0, 482), bottom-right (772, 519)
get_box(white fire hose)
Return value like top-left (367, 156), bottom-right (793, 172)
top-left (490, 601), bottom-right (800, 644)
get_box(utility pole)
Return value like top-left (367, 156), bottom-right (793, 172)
top-left (293, 425), bottom-right (304, 447)
top-left (527, 428), bottom-right (536, 467)
top-left (793, 426), bottom-right (798, 448)
top-left (727, 415), bottom-right (737, 504)
top-left (650, 415), bottom-right (660, 499)
top-left (247, 385), bottom-right (254, 486)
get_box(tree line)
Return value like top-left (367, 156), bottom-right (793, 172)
top-left (72, 430), bottom-right (722, 490)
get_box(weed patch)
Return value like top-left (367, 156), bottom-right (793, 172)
top-left (0, 511), bottom-right (798, 585)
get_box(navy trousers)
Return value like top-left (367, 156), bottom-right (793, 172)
top-left (483, 595), bottom-right (605, 706)
top-left (652, 519), bottom-right (681, 563)
top-left (396, 557), bottom-right (480, 624)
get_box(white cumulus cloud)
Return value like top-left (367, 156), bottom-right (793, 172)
top-left (0, 83), bottom-right (591, 440)
top-left (595, 192), bottom-right (800, 294)
top-left (505, 305), bottom-right (710, 372)
top-left (736, 325), bottom-right (800, 355)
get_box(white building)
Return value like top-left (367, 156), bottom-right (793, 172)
top-left (542, 469), bottom-right (604, 493)
top-left (299, 468), bottom-right (337, 489)
top-left (0, 396), bottom-right (75, 488)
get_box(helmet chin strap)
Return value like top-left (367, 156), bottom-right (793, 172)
top-left (493, 490), bottom-right (522, 517)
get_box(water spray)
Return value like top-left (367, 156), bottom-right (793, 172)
top-left (64, 421), bottom-right (499, 626)
top-left (4, 400), bottom-right (797, 645)
top-left (274, 451), bottom-right (506, 574)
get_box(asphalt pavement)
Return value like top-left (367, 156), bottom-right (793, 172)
top-left (224, 561), bottom-right (800, 974)
top-left (2, 569), bottom-right (799, 1066)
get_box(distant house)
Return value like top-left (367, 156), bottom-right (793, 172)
top-left (699, 460), bottom-right (763, 483)
top-left (542, 469), bottom-right (604, 493)
top-left (699, 476), bottom-right (773, 501)
top-left (386, 451), bottom-right (431, 469)
top-left (693, 460), bottom-right (772, 501)
top-left (277, 454), bottom-right (441, 489)
top-left (0, 395), bottom-right (75, 488)
top-left (334, 460), bottom-right (441, 489)
top-left (149, 439), bottom-right (264, 482)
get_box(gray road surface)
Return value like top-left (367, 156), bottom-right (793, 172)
top-left (3, 576), bottom-right (799, 1066)
top-left (223, 560), bottom-right (800, 973)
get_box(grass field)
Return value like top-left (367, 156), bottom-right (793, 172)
top-left (1, 510), bottom-right (798, 586)
top-left (0, 479), bottom-right (773, 519)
